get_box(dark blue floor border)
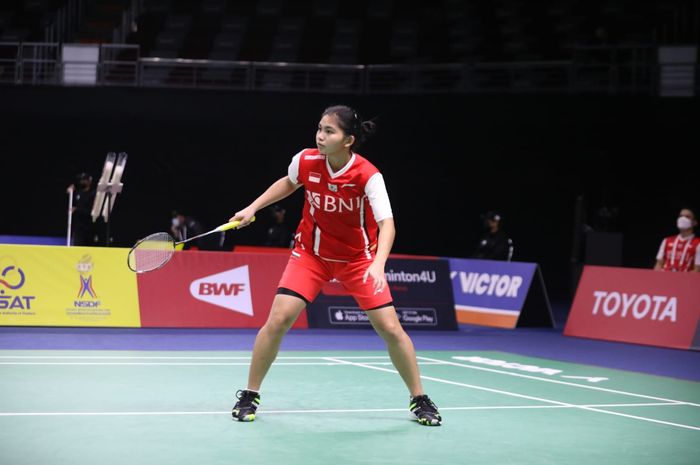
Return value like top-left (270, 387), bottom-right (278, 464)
top-left (1, 325), bottom-right (698, 382)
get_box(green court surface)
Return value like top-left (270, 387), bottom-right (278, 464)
top-left (1, 350), bottom-right (698, 465)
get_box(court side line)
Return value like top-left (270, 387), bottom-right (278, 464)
top-left (0, 402), bottom-right (682, 417)
top-left (0, 362), bottom-right (338, 366)
top-left (0, 356), bottom-right (394, 360)
top-left (416, 356), bottom-right (700, 408)
top-left (0, 361), bottom-right (443, 366)
top-left (324, 357), bottom-right (700, 432)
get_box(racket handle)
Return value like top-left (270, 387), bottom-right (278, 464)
top-left (216, 216), bottom-right (256, 232)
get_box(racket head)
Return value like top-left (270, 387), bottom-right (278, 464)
top-left (127, 232), bottom-right (176, 273)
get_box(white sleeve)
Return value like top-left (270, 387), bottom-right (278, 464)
top-left (287, 150), bottom-right (303, 185)
top-left (656, 239), bottom-right (667, 261)
top-left (695, 243), bottom-right (700, 265)
top-left (365, 173), bottom-right (393, 222)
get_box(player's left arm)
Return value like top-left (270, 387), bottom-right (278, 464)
top-left (363, 172), bottom-right (395, 293)
top-left (363, 218), bottom-right (395, 294)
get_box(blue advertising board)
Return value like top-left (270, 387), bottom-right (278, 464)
top-left (448, 258), bottom-right (553, 328)
top-left (306, 257), bottom-right (457, 330)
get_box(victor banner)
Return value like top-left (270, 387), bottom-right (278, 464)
top-left (448, 258), bottom-right (553, 328)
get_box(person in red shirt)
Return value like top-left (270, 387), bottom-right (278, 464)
top-left (228, 105), bottom-right (441, 426)
top-left (654, 207), bottom-right (700, 272)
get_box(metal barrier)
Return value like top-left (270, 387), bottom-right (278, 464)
top-left (0, 43), bottom-right (61, 85)
top-left (0, 42), bottom-right (696, 95)
top-left (101, 44), bottom-right (140, 86)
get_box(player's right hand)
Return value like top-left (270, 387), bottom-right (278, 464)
top-left (229, 207), bottom-right (256, 228)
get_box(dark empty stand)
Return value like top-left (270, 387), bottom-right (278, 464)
top-left (0, 0), bottom-right (696, 67)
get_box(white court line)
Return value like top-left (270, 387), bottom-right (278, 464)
top-left (0, 362), bottom-right (338, 366)
top-left (417, 356), bottom-right (700, 408)
top-left (0, 402), bottom-right (683, 417)
top-left (0, 356), bottom-right (393, 360)
top-left (324, 357), bottom-right (700, 432)
top-left (0, 361), bottom-right (443, 366)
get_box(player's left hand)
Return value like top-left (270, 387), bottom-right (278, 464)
top-left (363, 261), bottom-right (387, 295)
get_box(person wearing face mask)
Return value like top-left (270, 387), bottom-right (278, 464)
top-left (66, 172), bottom-right (97, 246)
top-left (654, 208), bottom-right (700, 272)
top-left (170, 210), bottom-right (206, 250)
top-left (473, 211), bottom-right (514, 261)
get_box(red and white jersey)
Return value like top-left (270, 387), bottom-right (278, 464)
top-left (656, 234), bottom-right (700, 272)
top-left (288, 148), bottom-right (393, 261)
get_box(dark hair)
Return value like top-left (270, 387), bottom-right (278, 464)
top-left (75, 172), bottom-right (92, 183)
top-left (679, 206), bottom-right (697, 220)
top-left (322, 105), bottom-right (376, 150)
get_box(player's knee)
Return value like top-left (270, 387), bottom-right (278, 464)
top-left (265, 305), bottom-right (298, 334)
top-left (265, 314), bottom-right (294, 334)
top-left (376, 323), bottom-right (405, 344)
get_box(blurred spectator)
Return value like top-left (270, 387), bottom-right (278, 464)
top-left (171, 210), bottom-right (214, 250)
top-left (67, 172), bottom-right (97, 246)
top-left (654, 207), bottom-right (700, 272)
top-left (265, 204), bottom-right (293, 248)
top-left (473, 211), bottom-right (513, 261)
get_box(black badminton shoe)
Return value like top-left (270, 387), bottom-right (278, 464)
top-left (409, 394), bottom-right (442, 426)
top-left (232, 389), bottom-right (260, 422)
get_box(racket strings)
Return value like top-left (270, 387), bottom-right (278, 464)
top-left (127, 232), bottom-right (175, 272)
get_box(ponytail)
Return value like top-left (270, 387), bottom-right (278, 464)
top-left (322, 105), bottom-right (377, 150)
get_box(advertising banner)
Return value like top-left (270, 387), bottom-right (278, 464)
top-left (137, 250), bottom-right (306, 328)
top-left (306, 258), bottom-right (457, 330)
top-left (0, 244), bottom-right (140, 327)
top-left (448, 258), bottom-right (553, 328)
top-left (564, 266), bottom-right (700, 350)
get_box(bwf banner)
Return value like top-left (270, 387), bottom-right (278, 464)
top-left (448, 258), bottom-right (554, 328)
top-left (564, 266), bottom-right (700, 350)
top-left (137, 250), bottom-right (308, 328)
top-left (306, 258), bottom-right (457, 330)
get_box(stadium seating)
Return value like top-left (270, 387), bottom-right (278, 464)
top-left (0, 0), bottom-right (694, 65)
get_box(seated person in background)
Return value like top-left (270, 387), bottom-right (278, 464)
top-left (171, 210), bottom-right (206, 250)
top-left (265, 204), bottom-right (294, 248)
top-left (473, 211), bottom-right (513, 261)
top-left (654, 207), bottom-right (700, 272)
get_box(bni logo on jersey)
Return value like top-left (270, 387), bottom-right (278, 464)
top-left (74, 255), bottom-right (100, 307)
top-left (189, 265), bottom-right (253, 316)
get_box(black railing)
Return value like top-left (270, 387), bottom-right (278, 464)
top-left (0, 42), bottom-right (697, 96)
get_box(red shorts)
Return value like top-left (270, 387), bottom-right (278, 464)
top-left (277, 247), bottom-right (393, 310)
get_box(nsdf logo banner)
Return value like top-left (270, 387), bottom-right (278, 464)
top-left (564, 266), bottom-right (700, 350)
top-left (0, 244), bottom-right (140, 327)
top-left (137, 250), bottom-right (307, 328)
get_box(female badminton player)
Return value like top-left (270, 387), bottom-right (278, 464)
top-left (229, 105), bottom-right (442, 426)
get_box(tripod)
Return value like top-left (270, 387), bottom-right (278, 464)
top-left (90, 152), bottom-right (128, 246)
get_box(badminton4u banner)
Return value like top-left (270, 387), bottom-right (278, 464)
top-left (564, 266), bottom-right (700, 350)
top-left (305, 257), bottom-right (458, 330)
top-left (0, 244), bottom-right (140, 327)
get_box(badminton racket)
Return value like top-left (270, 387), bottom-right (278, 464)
top-left (127, 217), bottom-right (255, 273)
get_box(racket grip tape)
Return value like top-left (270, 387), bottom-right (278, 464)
top-left (216, 216), bottom-right (256, 232)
